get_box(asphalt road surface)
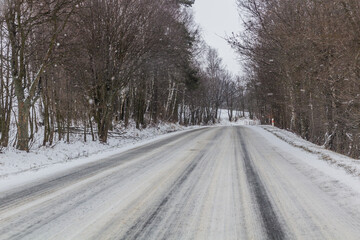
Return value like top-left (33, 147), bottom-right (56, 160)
top-left (1, 126), bottom-right (360, 240)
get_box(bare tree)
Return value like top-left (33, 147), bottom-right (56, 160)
top-left (231, 0), bottom-right (360, 157)
top-left (3, 0), bottom-right (80, 150)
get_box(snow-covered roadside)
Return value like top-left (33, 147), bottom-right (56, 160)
top-left (0, 123), bottom-right (209, 192)
top-left (260, 126), bottom-right (360, 176)
top-left (253, 125), bottom-right (360, 192)
top-left (0, 122), bottom-right (199, 179)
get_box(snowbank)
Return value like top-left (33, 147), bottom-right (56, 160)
top-left (0, 122), bottom-right (200, 179)
top-left (259, 125), bottom-right (360, 178)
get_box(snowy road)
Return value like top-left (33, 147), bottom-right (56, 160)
top-left (1, 126), bottom-right (360, 239)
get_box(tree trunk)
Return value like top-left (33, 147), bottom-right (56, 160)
top-left (17, 101), bottom-right (29, 151)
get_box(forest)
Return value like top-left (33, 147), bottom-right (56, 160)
top-left (230, 0), bottom-right (360, 158)
top-left (0, 0), bottom-right (246, 152)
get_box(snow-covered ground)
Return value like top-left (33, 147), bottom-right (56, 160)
top-left (261, 125), bottom-right (360, 178)
top-left (3, 109), bottom-right (360, 195)
top-left (1, 125), bottom-right (360, 239)
top-left (2, 112), bottom-right (359, 196)
top-left (256, 126), bottom-right (360, 194)
top-left (0, 112), bottom-right (258, 184)
top-left (218, 109), bottom-right (260, 126)
top-left (0, 122), bottom-right (194, 179)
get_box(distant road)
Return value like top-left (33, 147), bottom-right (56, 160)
top-left (1, 126), bottom-right (360, 239)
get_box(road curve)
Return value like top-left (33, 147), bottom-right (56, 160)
top-left (0, 126), bottom-right (360, 239)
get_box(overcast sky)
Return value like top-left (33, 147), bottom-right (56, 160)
top-left (192, 0), bottom-right (243, 76)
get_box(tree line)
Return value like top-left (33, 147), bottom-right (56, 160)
top-left (230, 0), bottom-right (360, 157)
top-left (0, 0), bottom-right (245, 151)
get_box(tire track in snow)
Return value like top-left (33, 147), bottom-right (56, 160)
top-left (237, 128), bottom-right (285, 240)
top-left (121, 129), bottom-right (224, 240)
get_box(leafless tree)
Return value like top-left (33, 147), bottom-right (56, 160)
top-left (231, 0), bottom-right (360, 157)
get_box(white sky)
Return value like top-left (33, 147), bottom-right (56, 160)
top-left (192, 0), bottom-right (243, 76)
